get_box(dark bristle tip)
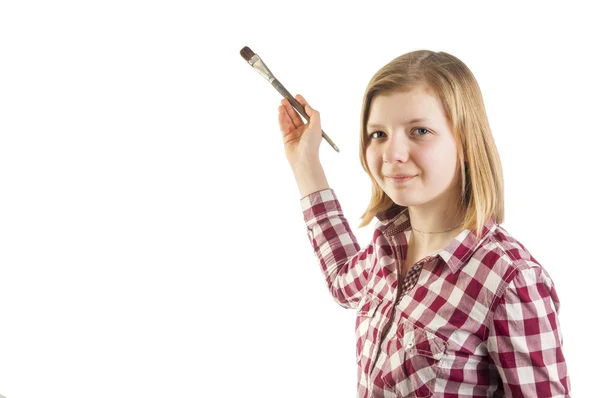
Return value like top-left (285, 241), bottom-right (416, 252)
top-left (240, 46), bottom-right (255, 61)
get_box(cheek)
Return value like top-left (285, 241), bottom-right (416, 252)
top-left (418, 149), bottom-right (456, 180)
top-left (365, 149), bottom-right (380, 174)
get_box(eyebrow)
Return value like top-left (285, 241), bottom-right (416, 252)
top-left (367, 118), bottom-right (431, 128)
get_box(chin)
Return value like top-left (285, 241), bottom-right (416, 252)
top-left (394, 200), bottom-right (422, 208)
top-left (386, 194), bottom-right (421, 207)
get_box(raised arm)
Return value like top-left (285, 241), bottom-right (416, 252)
top-left (278, 95), bottom-right (373, 308)
top-left (301, 188), bottom-right (374, 309)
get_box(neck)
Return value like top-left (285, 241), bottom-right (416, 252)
top-left (407, 203), bottom-right (466, 253)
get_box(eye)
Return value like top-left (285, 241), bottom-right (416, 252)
top-left (414, 128), bottom-right (431, 136)
top-left (368, 128), bottom-right (431, 140)
top-left (368, 131), bottom-right (385, 139)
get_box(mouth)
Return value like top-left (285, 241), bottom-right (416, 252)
top-left (387, 175), bottom-right (416, 184)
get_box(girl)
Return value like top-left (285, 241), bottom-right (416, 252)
top-left (277, 50), bottom-right (570, 397)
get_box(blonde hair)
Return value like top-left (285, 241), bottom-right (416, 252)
top-left (358, 50), bottom-right (504, 240)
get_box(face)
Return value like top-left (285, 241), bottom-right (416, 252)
top-left (365, 85), bottom-right (461, 209)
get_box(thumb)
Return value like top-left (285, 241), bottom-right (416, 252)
top-left (296, 94), bottom-right (319, 122)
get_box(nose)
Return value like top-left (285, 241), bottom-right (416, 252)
top-left (382, 134), bottom-right (411, 164)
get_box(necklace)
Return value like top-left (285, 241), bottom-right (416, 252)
top-left (411, 222), bottom-right (464, 234)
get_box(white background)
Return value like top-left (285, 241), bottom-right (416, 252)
top-left (1, 1), bottom-right (597, 397)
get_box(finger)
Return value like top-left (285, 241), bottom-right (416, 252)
top-left (278, 105), bottom-right (295, 134)
top-left (295, 94), bottom-right (312, 110)
top-left (296, 94), bottom-right (320, 124)
top-left (295, 94), bottom-right (307, 105)
top-left (281, 98), bottom-right (303, 128)
top-left (295, 94), bottom-right (317, 119)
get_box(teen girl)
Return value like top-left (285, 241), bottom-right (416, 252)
top-left (277, 50), bottom-right (570, 397)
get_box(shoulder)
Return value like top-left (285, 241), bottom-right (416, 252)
top-left (462, 224), bottom-right (557, 301)
top-left (468, 224), bottom-right (559, 311)
top-left (471, 224), bottom-right (542, 275)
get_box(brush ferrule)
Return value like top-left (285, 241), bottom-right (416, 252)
top-left (249, 55), bottom-right (275, 83)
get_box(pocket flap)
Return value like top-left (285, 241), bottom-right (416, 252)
top-left (401, 319), bottom-right (447, 361)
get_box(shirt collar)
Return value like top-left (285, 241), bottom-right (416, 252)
top-left (375, 206), bottom-right (498, 273)
top-left (375, 204), bottom-right (406, 225)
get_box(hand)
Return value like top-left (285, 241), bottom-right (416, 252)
top-left (277, 94), bottom-right (322, 169)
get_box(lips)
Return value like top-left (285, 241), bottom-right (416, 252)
top-left (387, 174), bottom-right (416, 184)
top-left (386, 174), bottom-right (417, 178)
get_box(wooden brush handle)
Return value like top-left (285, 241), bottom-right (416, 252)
top-left (271, 79), bottom-right (340, 152)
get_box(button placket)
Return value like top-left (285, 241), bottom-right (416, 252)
top-left (369, 235), bottom-right (402, 377)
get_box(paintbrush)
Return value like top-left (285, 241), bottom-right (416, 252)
top-left (240, 46), bottom-right (340, 153)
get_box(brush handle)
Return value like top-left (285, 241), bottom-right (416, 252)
top-left (271, 79), bottom-right (340, 152)
top-left (272, 79), bottom-right (309, 119)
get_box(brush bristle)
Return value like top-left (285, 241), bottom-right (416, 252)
top-left (240, 46), bottom-right (255, 62)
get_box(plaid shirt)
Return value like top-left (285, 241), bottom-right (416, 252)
top-left (300, 188), bottom-right (570, 397)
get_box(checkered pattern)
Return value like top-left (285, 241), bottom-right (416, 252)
top-left (301, 188), bottom-right (570, 397)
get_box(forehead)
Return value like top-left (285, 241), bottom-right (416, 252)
top-left (367, 86), bottom-right (446, 126)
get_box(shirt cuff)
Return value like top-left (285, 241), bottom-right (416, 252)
top-left (299, 188), bottom-right (343, 228)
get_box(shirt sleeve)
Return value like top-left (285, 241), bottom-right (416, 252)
top-left (300, 188), bottom-right (374, 309)
top-left (485, 265), bottom-right (571, 397)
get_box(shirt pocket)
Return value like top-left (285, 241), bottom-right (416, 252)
top-left (383, 318), bottom-right (447, 397)
top-left (355, 294), bottom-right (383, 364)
